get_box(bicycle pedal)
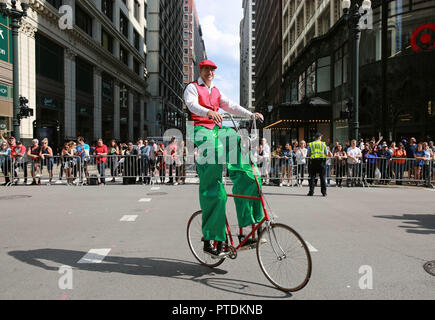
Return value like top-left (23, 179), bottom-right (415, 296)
top-left (239, 244), bottom-right (256, 251)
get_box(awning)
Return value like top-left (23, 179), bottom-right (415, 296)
top-left (264, 97), bottom-right (332, 129)
top-left (265, 119), bottom-right (331, 129)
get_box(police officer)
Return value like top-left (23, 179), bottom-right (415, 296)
top-left (307, 133), bottom-right (328, 197)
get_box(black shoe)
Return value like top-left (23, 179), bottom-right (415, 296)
top-left (203, 240), bottom-right (217, 256)
top-left (203, 241), bottom-right (225, 259)
top-left (307, 192), bottom-right (313, 196)
top-left (322, 193), bottom-right (327, 197)
top-left (238, 235), bottom-right (257, 248)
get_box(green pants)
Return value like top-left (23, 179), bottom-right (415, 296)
top-left (194, 125), bottom-right (263, 241)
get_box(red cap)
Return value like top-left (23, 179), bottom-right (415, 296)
top-left (199, 60), bottom-right (217, 70)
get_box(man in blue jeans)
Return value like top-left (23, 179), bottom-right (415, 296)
top-left (93, 138), bottom-right (107, 186)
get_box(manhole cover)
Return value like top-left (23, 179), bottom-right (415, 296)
top-left (146, 192), bottom-right (168, 196)
top-left (423, 261), bottom-right (435, 276)
top-left (0, 195), bottom-right (32, 200)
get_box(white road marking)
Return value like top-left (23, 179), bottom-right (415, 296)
top-left (77, 249), bottom-right (111, 264)
top-left (120, 215), bottom-right (138, 222)
top-left (305, 241), bottom-right (318, 252)
top-left (150, 187), bottom-right (160, 190)
top-left (138, 198), bottom-right (152, 202)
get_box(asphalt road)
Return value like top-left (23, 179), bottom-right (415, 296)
top-left (0, 183), bottom-right (434, 300)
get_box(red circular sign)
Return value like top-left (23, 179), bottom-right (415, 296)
top-left (411, 23), bottom-right (435, 52)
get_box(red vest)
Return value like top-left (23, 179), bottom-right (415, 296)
top-left (191, 81), bottom-right (221, 129)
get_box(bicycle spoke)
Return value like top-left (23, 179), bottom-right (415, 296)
top-left (257, 223), bottom-right (311, 292)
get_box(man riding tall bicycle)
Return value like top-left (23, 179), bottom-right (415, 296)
top-left (184, 59), bottom-right (264, 258)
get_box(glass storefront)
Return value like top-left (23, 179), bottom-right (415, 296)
top-left (359, 0), bottom-right (435, 140)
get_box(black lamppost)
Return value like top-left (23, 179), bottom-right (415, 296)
top-left (0, 0), bottom-right (29, 141)
top-left (342, 0), bottom-right (371, 141)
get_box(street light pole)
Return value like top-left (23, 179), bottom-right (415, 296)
top-left (0, 0), bottom-right (29, 141)
top-left (342, 0), bottom-right (371, 141)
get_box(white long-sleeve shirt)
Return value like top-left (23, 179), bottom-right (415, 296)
top-left (184, 77), bottom-right (253, 119)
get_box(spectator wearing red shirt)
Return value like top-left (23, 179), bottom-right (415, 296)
top-left (93, 138), bottom-right (108, 186)
top-left (166, 136), bottom-right (178, 185)
top-left (11, 141), bottom-right (27, 184)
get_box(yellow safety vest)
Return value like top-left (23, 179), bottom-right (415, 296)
top-left (309, 140), bottom-right (327, 159)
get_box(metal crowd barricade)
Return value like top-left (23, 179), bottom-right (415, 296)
top-left (255, 156), bottom-right (435, 188)
top-left (3, 153), bottom-right (433, 188)
top-left (0, 154), bottom-right (13, 186)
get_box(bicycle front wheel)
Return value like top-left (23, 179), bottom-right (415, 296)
top-left (257, 223), bottom-right (312, 292)
top-left (186, 210), bottom-right (225, 268)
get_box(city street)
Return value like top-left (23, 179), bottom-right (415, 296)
top-left (0, 183), bottom-right (434, 300)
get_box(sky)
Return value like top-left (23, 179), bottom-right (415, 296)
top-left (195, 0), bottom-right (243, 104)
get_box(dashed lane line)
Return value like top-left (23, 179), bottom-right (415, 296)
top-left (120, 215), bottom-right (138, 222)
top-left (77, 249), bottom-right (111, 264)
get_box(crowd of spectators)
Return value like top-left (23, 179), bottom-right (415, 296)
top-left (1, 130), bottom-right (434, 188)
top-left (0, 131), bottom-right (188, 186)
top-left (256, 136), bottom-right (435, 187)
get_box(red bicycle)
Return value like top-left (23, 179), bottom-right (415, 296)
top-left (187, 115), bottom-right (312, 292)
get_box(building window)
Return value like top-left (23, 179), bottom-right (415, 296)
top-left (102, 78), bottom-right (113, 103)
top-left (306, 62), bottom-right (316, 97)
top-left (184, 57), bottom-right (188, 63)
top-left (76, 57), bottom-right (93, 94)
top-left (101, 28), bottom-right (114, 54)
top-left (334, 44), bottom-right (348, 88)
top-left (134, 29), bottom-right (140, 51)
top-left (35, 33), bottom-right (64, 83)
top-left (120, 46), bottom-right (129, 66)
top-left (290, 79), bottom-right (298, 102)
top-left (316, 56), bottom-right (331, 93)
top-left (334, 48), bottom-right (343, 88)
top-left (134, 0), bottom-right (140, 21)
top-left (120, 11), bottom-right (129, 39)
top-left (101, 0), bottom-right (113, 21)
top-left (184, 40), bottom-right (188, 46)
top-left (76, 5), bottom-right (93, 37)
top-left (133, 58), bottom-right (140, 75)
top-left (298, 72), bottom-right (306, 101)
top-left (184, 14), bottom-right (188, 20)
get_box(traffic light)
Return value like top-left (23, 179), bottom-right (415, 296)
top-left (18, 96), bottom-right (33, 120)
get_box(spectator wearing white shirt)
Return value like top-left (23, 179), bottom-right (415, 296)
top-left (346, 139), bottom-right (362, 187)
top-left (295, 140), bottom-right (307, 186)
top-left (148, 140), bottom-right (158, 183)
top-left (259, 137), bottom-right (271, 185)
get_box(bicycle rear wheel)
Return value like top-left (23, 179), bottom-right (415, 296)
top-left (186, 210), bottom-right (225, 268)
top-left (257, 223), bottom-right (312, 292)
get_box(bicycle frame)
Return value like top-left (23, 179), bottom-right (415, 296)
top-left (222, 114), bottom-right (272, 251)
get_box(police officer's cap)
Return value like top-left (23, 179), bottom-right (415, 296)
top-left (315, 132), bottom-right (323, 139)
